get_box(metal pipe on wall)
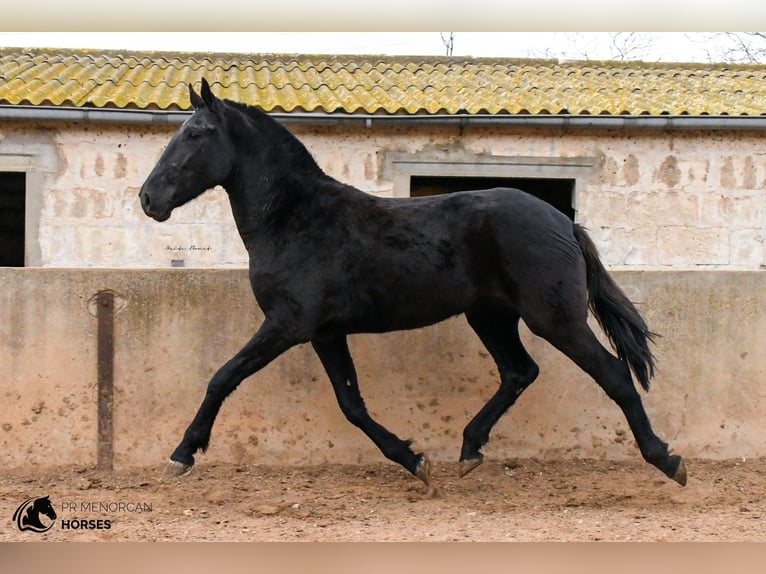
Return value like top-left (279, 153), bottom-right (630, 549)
top-left (2, 105), bottom-right (766, 131)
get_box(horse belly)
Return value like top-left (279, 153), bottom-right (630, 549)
top-left (377, 284), bottom-right (472, 332)
top-left (347, 296), bottom-right (469, 334)
top-left (328, 262), bottom-right (478, 335)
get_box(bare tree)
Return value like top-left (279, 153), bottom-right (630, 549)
top-left (525, 32), bottom-right (657, 62)
top-left (441, 33), bottom-right (455, 57)
top-left (702, 32), bottom-right (766, 63)
top-left (608, 33), bottom-right (656, 61)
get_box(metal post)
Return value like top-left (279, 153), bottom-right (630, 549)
top-left (96, 290), bottom-right (114, 471)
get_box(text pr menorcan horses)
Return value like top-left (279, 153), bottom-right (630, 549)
top-left (139, 79), bottom-right (686, 493)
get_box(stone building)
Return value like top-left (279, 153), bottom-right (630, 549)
top-left (1, 48), bottom-right (764, 270)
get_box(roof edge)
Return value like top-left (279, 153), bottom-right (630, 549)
top-left (6, 46), bottom-right (766, 70)
top-left (3, 105), bottom-right (766, 130)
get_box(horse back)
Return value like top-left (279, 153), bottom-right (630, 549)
top-left (249, 185), bottom-right (583, 337)
top-left (337, 187), bottom-right (580, 332)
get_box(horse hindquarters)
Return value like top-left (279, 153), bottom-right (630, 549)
top-left (512, 224), bottom-right (686, 486)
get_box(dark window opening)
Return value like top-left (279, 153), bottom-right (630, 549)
top-left (0, 172), bottom-right (26, 267)
top-left (410, 176), bottom-right (575, 220)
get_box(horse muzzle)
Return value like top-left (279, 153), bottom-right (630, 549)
top-left (138, 186), bottom-right (172, 222)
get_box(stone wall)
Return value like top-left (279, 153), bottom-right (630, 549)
top-left (1, 268), bottom-right (764, 471)
top-left (1, 120), bottom-right (764, 269)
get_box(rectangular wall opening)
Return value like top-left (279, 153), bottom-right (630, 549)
top-left (0, 172), bottom-right (26, 267)
top-left (411, 176), bottom-right (575, 220)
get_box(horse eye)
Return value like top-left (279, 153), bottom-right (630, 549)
top-left (186, 126), bottom-right (214, 140)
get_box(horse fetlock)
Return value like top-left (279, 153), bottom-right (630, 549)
top-left (170, 442), bottom-right (197, 467)
top-left (183, 427), bottom-right (211, 453)
top-left (459, 435), bottom-right (485, 464)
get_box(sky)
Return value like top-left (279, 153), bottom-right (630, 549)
top-left (0, 32), bottom-right (745, 64)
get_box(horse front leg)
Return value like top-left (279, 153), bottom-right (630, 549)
top-left (168, 320), bottom-right (294, 475)
top-left (311, 336), bottom-right (435, 496)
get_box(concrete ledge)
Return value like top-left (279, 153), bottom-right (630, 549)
top-left (1, 268), bottom-right (764, 470)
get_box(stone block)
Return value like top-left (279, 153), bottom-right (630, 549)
top-left (626, 190), bottom-right (700, 228)
top-left (591, 226), bottom-right (658, 267)
top-left (700, 191), bottom-right (763, 228)
top-left (730, 229), bottom-right (765, 268)
top-left (657, 226), bottom-right (729, 266)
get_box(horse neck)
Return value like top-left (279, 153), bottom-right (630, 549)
top-left (222, 107), bottom-right (329, 241)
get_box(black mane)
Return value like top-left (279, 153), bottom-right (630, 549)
top-left (221, 98), bottom-right (326, 178)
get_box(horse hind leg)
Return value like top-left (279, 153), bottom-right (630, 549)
top-left (311, 336), bottom-right (435, 496)
top-left (460, 306), bottom-right (540, 477)
top-left (538, 319), bottom-right (686, 485)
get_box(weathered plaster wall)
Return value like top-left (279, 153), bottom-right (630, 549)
top-left (1, 120), bottom-right (764, 269)
top-left (1, 269), bottom-right (764, 471)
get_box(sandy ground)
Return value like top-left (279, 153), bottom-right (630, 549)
top-left (2, 457), bottom-right (764, 542)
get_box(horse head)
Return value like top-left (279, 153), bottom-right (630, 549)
top-left (139, 78), bottom-right (236, 222)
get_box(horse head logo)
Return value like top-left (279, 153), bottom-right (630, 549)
top-left (13, 495), bottom-right (57, 533)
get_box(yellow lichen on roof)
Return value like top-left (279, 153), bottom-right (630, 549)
top-left (1, 48), bottom-right (766, 116)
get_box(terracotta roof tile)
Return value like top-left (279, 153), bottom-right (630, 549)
top-left (1, 47), bottom-right (766, 116)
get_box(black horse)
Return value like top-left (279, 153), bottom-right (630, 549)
top-left (13, 496), bottom-right (57, 532)
top-left (139, 78), bottom-right (686, 492)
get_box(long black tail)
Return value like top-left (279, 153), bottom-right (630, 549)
top-left (573, 224), bottom-right (657, 391)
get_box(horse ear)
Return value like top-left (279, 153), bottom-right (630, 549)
top-left (200, 77), bottom-right (217, 109)
top-left (189, 83), bottom-right (204, 110)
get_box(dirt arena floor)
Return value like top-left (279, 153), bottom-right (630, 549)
top-left (2, 457), bottom-right (765, 542)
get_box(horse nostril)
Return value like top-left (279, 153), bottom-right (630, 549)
top-left (139, 190), bottom-right (151, 212)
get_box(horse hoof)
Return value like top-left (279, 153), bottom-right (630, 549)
top-left (672, 457), bottom-right (687, 487)
top-left (415, 454), bottom-right (432, 487)
top-left (459, 455), bottom-right (483, 478)
top-left (166, 459), bottom-right (193, 478)
top-left (414, 455), bottom-right (438, 498)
